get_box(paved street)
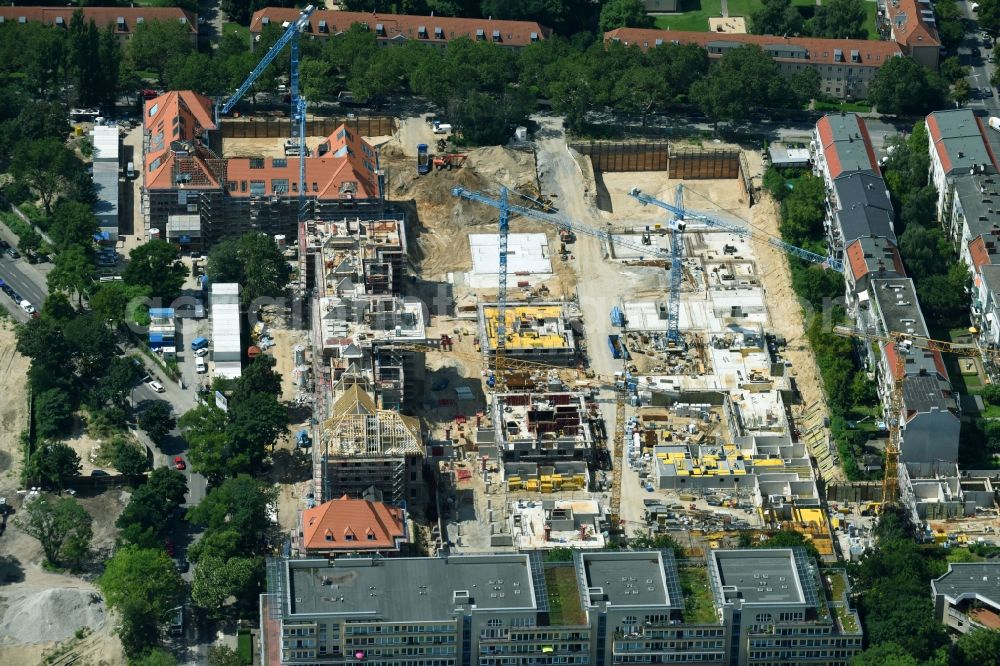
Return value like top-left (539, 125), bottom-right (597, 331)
top-left (958, 0), bottom-right (1000, 113)
top-left (0, 223), bottom-right (49, 322)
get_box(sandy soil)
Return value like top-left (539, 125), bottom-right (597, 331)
top-left (750, 195), bottom-right (842, 483)
top-left (0, 324), bottom-right (128, 664)
top-left (379, 142), bottom-right (540, 280)
top-left (601, 172), bottom-right (750, 223)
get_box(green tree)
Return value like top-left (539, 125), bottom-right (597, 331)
top-left (233, 356), bottom-right (282, 401)
top-left (757, 530), bottom-right (820, 560)
top-left (916, 264), bottom-right (971, 329)
top-left (13, 494), bottom-right (92, 568)
top-left (935, 0), bottom-right (966, 52)
top-left (139, 401), bottom-right (176, 444)
top-left (123, 239), bottom-right (187, 301)
top-left (178, 404), bottom-right (234, 483)
top-left (187, 476), bottom-right (277, 561)
top-left (50, 200), bottom-right (99, 250)
top-left (939, 56), bottom-right (968, 83)
top-left (98, 546), bottom-right (185, 646)
top-left (48, 245), bottom-right (94, 306)
top-left (868, 57), bottom-right (949, 116)
top-left (113, 442), bottom-right (150, 478)
top-left (207, 232), bottom-right (292, 307)
top-left (24, 441), bottom-right (82, 491)
top-left (983, 383), bottom-right (1000, 405)
top-left (750, 0), bottom-right (803, 36)
top-left (63, 314), bottom-right (116, 381)
top-left (598, 0), bottom-right (655, 32)
top-left (90, 281), bottom-right (151, 326)
top-left (899, 224), bottom-right (951, 279)
top-left (98, 357), bottom-right (138, 408)
top-left (11, 138), bottom-right (81, 215)
top-left (690, 46), bottom-right (786, 126)
top-left (191, 555), bottom-right (261, 617)
top-left (954, 628), bottom-right (1000, 666)
top-left (952, 77), bottom-right (972, 106)
top-left (808, 0), bottom-right (868, 39)
top-left (207, 646), bottom-right (242, 666)
top-left (131, 649), bottom-right (178, 666)
top-left (116, 467), bottom-right (188, 548)
top-left (849, 642), bottom-right (920, 666)
top-left (34, 388), bottom-right (74, 440)
top-left (226, 392), bottom-right (288, 472)
top-left (126, 20), bottom-right (195, 84)
top-left (117, 597), bottom-right (163, 659)
top-left (982, 0), bottom-right (1000, 40)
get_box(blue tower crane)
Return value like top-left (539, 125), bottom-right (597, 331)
top-left (216, 5), bottom-right (316, 214)
top-left (628, 188), bottom-right (844, 273)
top-left (664, 184), bottom-right (684, 345)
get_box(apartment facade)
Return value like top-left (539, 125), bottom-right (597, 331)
top-left (260, 548), bottom-right (862, 666)
top-left (0, 6), bottom-right (197, 44)
top-left (605, 29), bottom-right (902, 100)
top-left (250, 9), bottom-right (547, 50)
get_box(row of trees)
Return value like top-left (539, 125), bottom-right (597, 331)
top-left (751, 0), bottom-right (869, 40)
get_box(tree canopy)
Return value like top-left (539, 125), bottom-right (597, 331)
top-left (116, 467), bottom-right (188, 548)
top-left (868, 57), bottom-right (949, 115)
top-left (187, 475), bottom-right (276, 562)
top-left (123, 239), bottom-right (187, 302)
top-left (14, 494), bottom-right (92, 569)
top-left (207, 232), bottom-right (291, 307)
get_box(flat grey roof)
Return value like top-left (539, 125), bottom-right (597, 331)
top-left (932, 562), bottom-right (1000, 606)
top-left (711, 549), bottom-right (804, 605)
top-left (581, 551), bottom-right (677, 608)
top-left (869, 278), bottom-right (929, 338)
top-left (980, 264), bottom-right (1000, 300)
top-left (286, 555), bottom-right (537, 620)
top-left (821, 113), bottom-right (878, 176)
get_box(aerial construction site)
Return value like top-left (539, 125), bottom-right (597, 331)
top-left (276, 114), bottom-right (852, 565)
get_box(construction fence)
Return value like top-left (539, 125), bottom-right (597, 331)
top-left (220, 115), bottom-right (396, 139)
top-left (570, 140), bottom-right (743, 180)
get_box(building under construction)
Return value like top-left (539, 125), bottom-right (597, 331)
top-left (305, 217), bottom-right (424, 409)
top-left (317, 384), bottom-right (425, 505)
top-left (477, 303), bottom-right (577, 365)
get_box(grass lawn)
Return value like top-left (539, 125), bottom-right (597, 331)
top-left (223, 21), bottom-right (251, 45)
top-left (814, 100), bottom-right (873, 113)
top-left (655, 0), bottom-right (723, 31)
top-left (680, 567), bottom-right (718, 624)
top-left (862, 0), bottom-right (880, 39)
top-left (544, 566), bottom-right (586, 626)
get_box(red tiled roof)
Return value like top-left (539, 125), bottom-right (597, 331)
top-left (143, 91), bottom-right (218, 190)
top-left (604, 28), bottom-right (903, 67)
top-left (250, 8), bottom-right (547, 47)
top-left (883, 0), bottom-right (940, 49)
top-left (301, 496), bottom-right (405, 552)
top-left (970, 236), bottom-right (992, 270)
top-left (926, 113), bottom-right (950, 173)
top-left (0, 6), bottom-right (197, 34)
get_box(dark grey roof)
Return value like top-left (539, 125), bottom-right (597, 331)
top-left (931, 562), bottom-right (1000, 606)
top-left (954, 175), bottom-right (1000, 239)
top-left (835, 203), bottom-right (896, 247)
top-left (980, 265), bottom-right (1000, 301)
top-left (709, 549), bottom-right (806, 606)
top-left (581, 551), bottom-right (678, 608)
top-left (928, 109), bottom-right (996, 176)
top-left (832, 172), bottom-right (892, 212)
top-left (821, 113), bottom-right (879, 177)
top-left (903, 374), bottom-right (958, 414)
top-left (285, 554), bottom-right (537, 620)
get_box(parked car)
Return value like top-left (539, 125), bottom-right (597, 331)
top-left (19, 300), bottom-right (35, 315)
top-left (173, 456), bottom-right (186, 470)
top-left (194, 347), bottom-right (209, 357)
top-left (149, 380), bottom-right (165, 393)
top-left (5, 247), bottom-right (19, 259)
top-left (0, 239), bottom-right (8, 250)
